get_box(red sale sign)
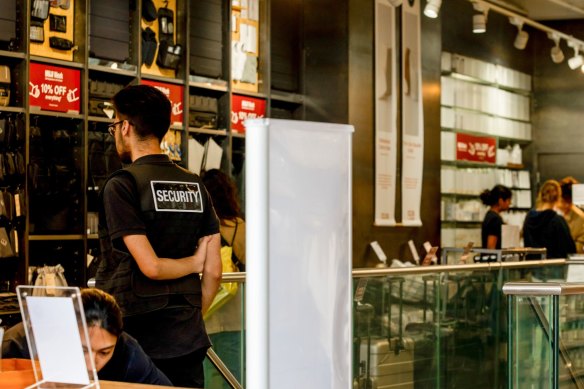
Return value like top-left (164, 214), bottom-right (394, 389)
top-left (29, 62), bottom-right (81, 113)
top-left (231, 94), bottom-right (266, 133)
top-left (141, 79), bottom-right (184, 125)
top-left (456, 133), bottom-right (497, 164)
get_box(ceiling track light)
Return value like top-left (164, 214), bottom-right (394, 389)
top-left (548, 32), bottom-right (565, 64)
top-left (509, 17), bottom-right (529, 50)
top-left (472, 3), bottom-right (489, 34)
top-left (567, 41), bottom-right (584, 70)
top-left (423, 0), bottom-right (442, 18)
top-left (468, 0), bottom-right (584, 73)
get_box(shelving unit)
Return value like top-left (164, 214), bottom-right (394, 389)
top-left (0, 0), bottom-right (305, 291)
top-left (440, 52), bottom-right (533, 248)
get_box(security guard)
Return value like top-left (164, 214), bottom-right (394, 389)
top-left (95, 85), bottom-right (222, 388)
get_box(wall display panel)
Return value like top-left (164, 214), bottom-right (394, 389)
top-left (189, 0), bottom-right (224, 79)
top-left (30, 0), bottom-right (76, 62)
top-left (141, 0), bottom-right (180, 78)
top-left (89, 0), bottom-right (132, 63)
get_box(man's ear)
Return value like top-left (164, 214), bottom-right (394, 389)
top-left (122, 120), bottom-right (131, 135)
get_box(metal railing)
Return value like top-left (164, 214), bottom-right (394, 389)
top-left (504, 281), bottom-right (584, 389)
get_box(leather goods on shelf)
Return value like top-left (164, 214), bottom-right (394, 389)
top-left (156, 41), bottom-right (182, 70)
top-left (141, 27), bottom-right (157, 66)
top-left (189, 95), bottom-right (218, 129)
top-left (30, 21), bottom-right (45, 43)
top-left (31, 0), bottom-right (50, 20)
top-left (157, 7), bottom-right (174, 44)
top-left (49, 36), bottom-right (74, 51)
top-left (142, 0), bottom-right (157, 22)
top-left (0, 65), bottom-right (10, 107)
top-left (49, 13), bottom-right (66, 33)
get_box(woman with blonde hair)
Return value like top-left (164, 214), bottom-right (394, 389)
top-left (522, 179), bottom-right (575, 259)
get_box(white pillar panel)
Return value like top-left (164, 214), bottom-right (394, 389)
top-left (245, 119), bottom-right (354, 389)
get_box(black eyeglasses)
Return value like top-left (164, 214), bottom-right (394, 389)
top-left (107, 120), bottom-right (124, 136)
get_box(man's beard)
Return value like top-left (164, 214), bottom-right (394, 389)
top-left (119, 150), bottom-right (132, 164)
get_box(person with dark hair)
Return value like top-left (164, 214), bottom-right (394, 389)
top-left (95, 85), bottom-right (222, 388)
top-left (201, 169), bottom-right (246, 388)
top-left (557, 176), bottom-right (584, 253)
top-left (480, 184), bottom-right (512, 249)
top-left (523, 179), bottom-right (575, 259)
top-left (1, 289), bottom-right (172, 385)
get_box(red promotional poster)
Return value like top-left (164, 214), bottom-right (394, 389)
top-left (231, 94), bottom-right (266, 133)
top-left (456, 133), bottom-right (497, 164)
top-left (140, 79), bottom-right (184, 125)
top-left (29, 62), bottom-right (81, 113)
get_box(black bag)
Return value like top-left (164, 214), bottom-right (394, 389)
top-left (49, 36), bottom-right (73, 50)
top-left (49, 36), bottom-right (74, 51)
top-left (141, 27), bottom-right (157, 66)
top-left (142, 0), bottom-right (157, 22)
top-left (157, 7), bottom-right (174, 44)
top-left (49, 14), bottom-right (67, 33)
top-left (156, 40), bottom-right (182, 70)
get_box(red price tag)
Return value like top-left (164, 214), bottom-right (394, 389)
top-left (29, 62), bottom-right (81, 113)
top-left (231, 94), bottom-right (266, 133)
top-left (456, 133), bottom-right (497, 164)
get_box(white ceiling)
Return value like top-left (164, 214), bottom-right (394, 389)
top-left (494, 0), bottom-right (584, 20)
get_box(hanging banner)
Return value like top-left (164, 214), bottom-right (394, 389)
top-left (29, 62), bottom-right (81, 113)
top-left (231, 94), bottom-right (266, 134)
top-left (140, 79), bottom-right (184, 125)
top-left (374, 0), bottom-right (398, 226)
top-left (401, 0), bottom-right (424, 226)
top-left (456, 133), bottom-right (497, 163)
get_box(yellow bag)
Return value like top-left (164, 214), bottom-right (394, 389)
top-left (204, 244), bottom-right (238, 319)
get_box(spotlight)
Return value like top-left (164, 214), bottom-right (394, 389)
top-left (548, 32), bottom-right (564, 63)
top-left (388, 0), bottom-right (403, 6)
top-left (472, 3), bottom-right (488, 34)
top-left (567, 41), bottom-right (583, 70)
top-left (569, 54), bottom-right (583, 70)
top-left (423, 0), bottom-right (442, 18)
top-left (509, 17), bottom-right (528, 50)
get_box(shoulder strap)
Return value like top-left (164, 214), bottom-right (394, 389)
top-left (231, 219), bottom-right (239, 246)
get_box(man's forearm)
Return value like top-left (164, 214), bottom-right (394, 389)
top-left (201, 233), bottom-right (222, 314)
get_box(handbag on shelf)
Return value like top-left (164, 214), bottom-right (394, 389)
top-left (32, 264), bottom-right (68, 296)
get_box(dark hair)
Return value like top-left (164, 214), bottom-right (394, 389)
top-left (561, 176), bottom-right (579, 202)
top-left (202, 169), bottom-right (242, 221)
top-left (112, 85), bottom-right (171, 142)
top-left (480, 185), bottom-right (512, 206)
top-left (81, 288), bottom-right (123, 337)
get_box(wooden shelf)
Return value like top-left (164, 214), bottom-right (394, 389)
top-left (0, 106), bottom-right (25, 114)
top-left (29, 55), bottom-right (84, 69)
top-left (141, 73), bottom-right (185, 85)
top-left (88, 61), bottom-right (138, 77)
top-left (189, 76), bottom-right (229, 93)
top-left (88, 116), bottom-right (112, 123)
top-left (29, 109), bottom-right (84, 119)
top-left (442, 71), bottom-right (531, 95)
top-left (0, 50), bottom-right (25, 60)
top-left (441, 126), bottom-right (532, 144)
top-left (188, 128), bottom-right (227, 136)
top-left (271, 90), bottom-right (304, 104)
top-left (29, 235), bottom-right (85, 241)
